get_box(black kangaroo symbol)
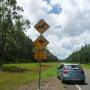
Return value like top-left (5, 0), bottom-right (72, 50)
top-left (37, 23), bottom-right (46, 31)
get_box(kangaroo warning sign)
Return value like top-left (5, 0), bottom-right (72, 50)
top-left (34, 19), bottom-right (49, 34)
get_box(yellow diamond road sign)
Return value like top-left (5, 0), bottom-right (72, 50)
top-left (34, 19), bottom-right (49, 34)
top-left (34, 50), bottom-right (47, 60)
top-left (34, 35), bottom-right (49, 50)
top-left (34, 19), bottom-right (49, 60)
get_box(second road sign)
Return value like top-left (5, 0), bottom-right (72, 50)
top-left (34, 35), bottom-right (49, 50)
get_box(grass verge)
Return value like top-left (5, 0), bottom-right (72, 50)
top-left (81, 64), bottom-right (90, 69)
top-left (0, 62), bottom-right (59, 90)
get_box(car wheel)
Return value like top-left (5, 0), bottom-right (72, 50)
top-left (81, 80), bottom-right (85, 84)
top-left (62, 80), bottom-right (65, 83)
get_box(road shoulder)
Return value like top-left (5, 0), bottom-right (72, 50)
top-left (17, 77), bottom-right (64, 90)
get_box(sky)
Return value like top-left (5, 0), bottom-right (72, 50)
top-left (17, 0), bottom-right (90, 59)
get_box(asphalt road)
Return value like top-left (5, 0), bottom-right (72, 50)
top-left (63, 69), bottom-right (90, 90)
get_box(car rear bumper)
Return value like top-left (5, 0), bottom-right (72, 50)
top-left (62, 74), bottom-right (85, 81)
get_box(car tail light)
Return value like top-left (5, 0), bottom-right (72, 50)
top-left (64, 67), bottom-right (68, 74)
top-left (80, 67), bottom-right (84, 74)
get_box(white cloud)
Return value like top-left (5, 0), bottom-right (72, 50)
top-left (17, 0), bottom-right (90, 59)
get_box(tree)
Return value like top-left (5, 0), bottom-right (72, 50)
top-left (0, 0), bottom-right (30, 67)
top-left (66, 45), bottom-right (90, 64)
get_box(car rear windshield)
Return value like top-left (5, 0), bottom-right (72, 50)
top-left (65, 65), bottom-right (80, 70)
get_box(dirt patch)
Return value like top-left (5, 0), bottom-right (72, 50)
top-left (18, 77), bottom-right (64, 90)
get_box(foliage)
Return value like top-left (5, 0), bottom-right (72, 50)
top-left (65, 45), bottom-right (90, 64)
top-left (81, 64), bottom-right (90, 69)
top-left (0, 0), bottom-right (31, 66)
top-left (0, 0), bottom-right (58, 65)
top-left (46, 50), bottom-right (58, 62)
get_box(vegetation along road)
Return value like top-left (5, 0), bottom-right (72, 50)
top-left (1, 62), bottom-right (90, 90)
top-left (0, 62), bottom-right (63, 90)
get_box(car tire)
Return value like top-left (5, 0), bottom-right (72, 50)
top-left (81, 80), bottom-right (85, 84)
top-left (61, 79), bottom-right (65, 83)
top-left (62, 80), bottom-right (65, 83)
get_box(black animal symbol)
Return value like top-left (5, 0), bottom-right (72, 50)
top-left (37, 23), bottom-right (47, 31)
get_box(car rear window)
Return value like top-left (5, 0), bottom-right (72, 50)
top-left (65, 65), bottom-right (80, 70)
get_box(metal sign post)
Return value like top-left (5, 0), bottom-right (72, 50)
top-left (39, 60), bottom-right (41, 90)
top-left (34, 19), bottom-right (49, 90)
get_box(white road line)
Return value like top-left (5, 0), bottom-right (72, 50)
top-left (76, 85), bottom-right (82, 90)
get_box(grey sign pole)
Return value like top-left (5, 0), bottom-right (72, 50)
top-left (39, 60), bottom-right (41, 90)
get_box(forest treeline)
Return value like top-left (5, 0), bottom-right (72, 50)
top-left (65, 45), bottom-right (90, 64)
top-left (0, 0), bottom-right (58, 66)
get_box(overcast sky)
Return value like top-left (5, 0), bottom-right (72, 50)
top-left (17, 0), bottom-right (90, 59)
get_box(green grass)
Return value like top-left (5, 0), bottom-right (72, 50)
top-left (81, 64), bottom-right (90, 69)
top-left (0, 62), bottom-right (59, 90)
top-left (42, 62), bottom-right (59, 79)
